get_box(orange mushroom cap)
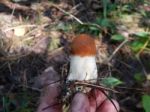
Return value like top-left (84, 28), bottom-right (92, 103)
top-left (70, 34), bottom-right (96, 57)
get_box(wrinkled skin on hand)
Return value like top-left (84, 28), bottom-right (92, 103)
top-left (36, 67), bottom-right (119, 112)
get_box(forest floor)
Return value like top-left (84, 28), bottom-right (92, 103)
top-left (0, 0), bottom-right (150, 112)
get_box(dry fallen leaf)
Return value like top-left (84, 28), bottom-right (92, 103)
top-left (14, 26), bottom-right (27, 37)
top-left (146, 74), bottom-right (150, 81)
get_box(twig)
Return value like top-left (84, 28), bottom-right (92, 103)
top-left (136, 56), bottom-right (148, 76)
top-left (82, 23), bottom-right (105, 33)
top-left (0, 62), bottom-right (7, 69)
top-left (137, 38), bottom-right (150, 55)
top-left (74, 82), bottom-right (120, 93)
top-left (116, 86), bottom-right (144, 92)
top-left (0, 0), bottom-right (29, 10)
top-left (4, 24), bottom-right (37, 32)
top-left (10, 5), bottom-right (15, 22)
top-left (108, 65), bottom-right (112, 76)
top-left (69, 3), bottom-right (82, 15)
top-left (52, 4), bottom-right (83, 24)
top-left (6, 84), bottom-right (15, 96)
top-left (50, 4), bottom-right (113, 36)
top-left (18, 85), bottom-right (41, 92)
top-left (8, 63), bottom-right (12, 76)
top-left (115, 59), bottom-right (133, 69)
top-left (107, 39), bottom-right (128, 62)
top-left (0, 53), bottom-right (31, 61)
top-left (99, 89), bottom-right (119, 112)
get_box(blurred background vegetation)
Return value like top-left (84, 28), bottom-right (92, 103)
top-left (0, 0), bottom-right (150, 112)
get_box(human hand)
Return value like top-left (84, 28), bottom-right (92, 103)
top-left (36, 67), bottom-right (119, 112)
top-left (37, 86), bottom-right (119, 112)
top-left (70, 89), bottom-right (119, 112)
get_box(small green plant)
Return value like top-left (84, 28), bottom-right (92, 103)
top-left (2, 96), bottom-right (10, 112)
top-left (101, 77), bottom-right (123, 88)
top-left (111, 34), bottom-right (125, 42)
top-left (96, 18), bottom-right (115, 29)
top-left (2, 90), bottom-right (35, 112)
top-left (129, 32), bottom-right (150, 55)
top-left (75, 23), bottom-right (101, 36)
top-left (102, 0), bottom-right (109, 19)
top-left (134, 73), bottom-right (146, 83)
top-left (142, 95), bottom-right (150, 112)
